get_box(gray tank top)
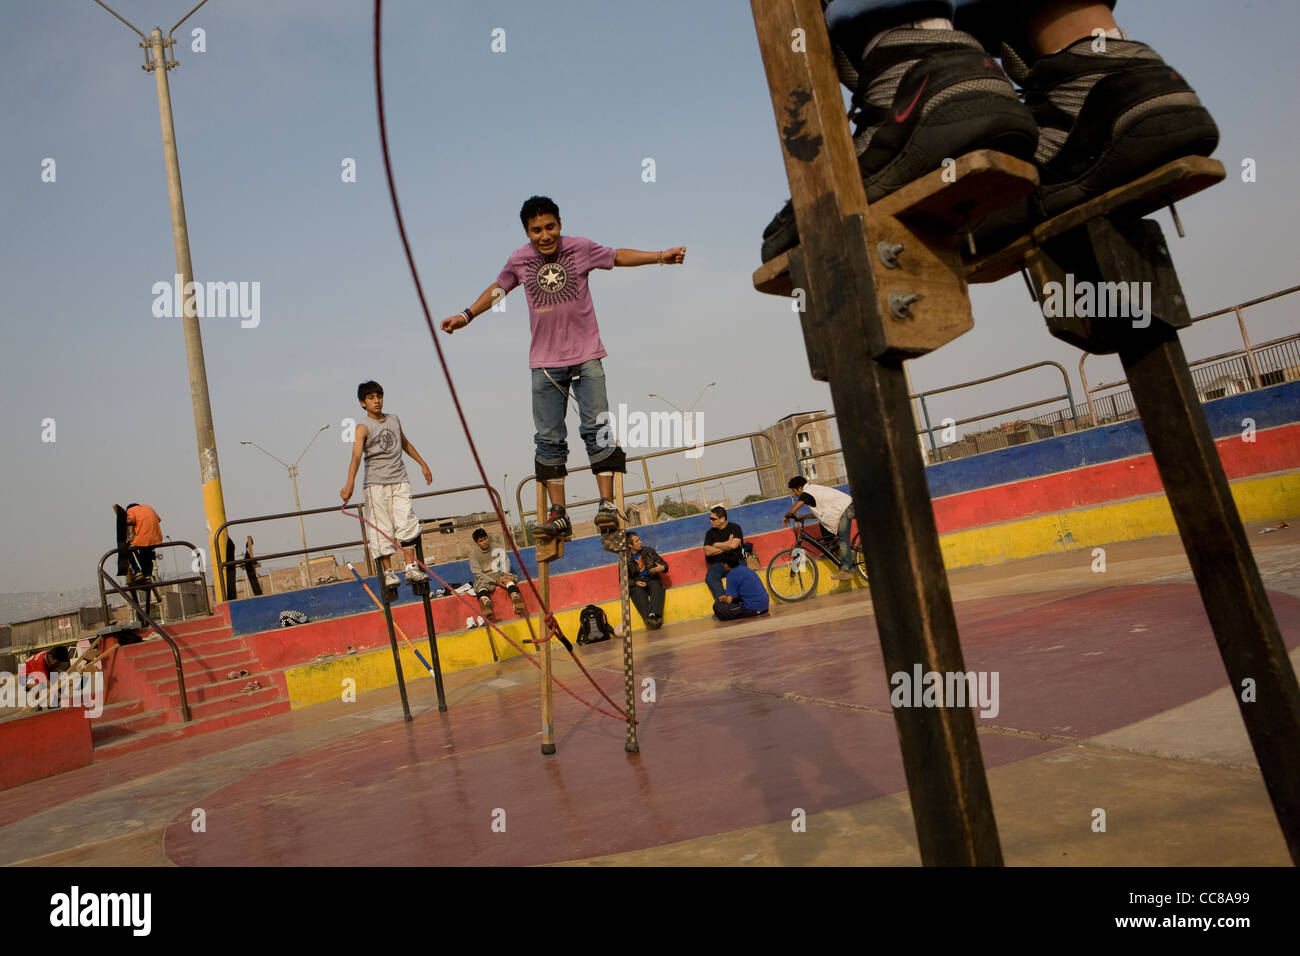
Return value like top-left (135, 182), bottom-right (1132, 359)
top-left (362, 413), bottom-right (409, 486)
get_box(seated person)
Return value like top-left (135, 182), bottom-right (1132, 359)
top-left (783, 476), bottom-right (857, 581)
top-left (627, 532), bottom-right (669, 630)
top-left (469, 528), bottom-right (528, 620)
top-left (713, 551), bottom-right (771, 621)
top-left (702, 506), bottom-right (745, 600)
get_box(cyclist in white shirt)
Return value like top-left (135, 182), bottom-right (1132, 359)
top-left (782, 475), bottom-right (857, 581)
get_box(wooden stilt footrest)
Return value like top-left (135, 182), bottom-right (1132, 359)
top-left (753, 149), bottom-right (1039, 298)
top-left (966, 155), bottom-right (1226, 284)
top-left (534, 533), bottom-right (565, 563)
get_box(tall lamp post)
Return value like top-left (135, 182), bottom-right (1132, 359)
top-left (240, 425), bottom-right (329, 587)
top-left (650, 382), bottom-right (716, 509)
top-left (92, 0), bottom-right (232, 596)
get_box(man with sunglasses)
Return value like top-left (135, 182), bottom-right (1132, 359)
top-left (702, 506), bottom-right (745, 600)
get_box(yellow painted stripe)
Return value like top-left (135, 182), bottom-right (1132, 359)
top-left (938, 470), bottom-right (1300, 568)
top-left (283, 471), bottom-right (1300, 710)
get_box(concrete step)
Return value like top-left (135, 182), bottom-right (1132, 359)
top-left (123, 634), bottom-right (243, 667)
top-left (134, 649), bottom-right (257, 687)
top-left (91, 697), bottom-right (291, 760)
top-left (149, 672), bottom-right (275, 707)
top-left (162, 684), bottom-right (284, 723)
top-left (94, 698), bottom-right (147, 724)
top-left (91, 707), bottom-right (170, 744)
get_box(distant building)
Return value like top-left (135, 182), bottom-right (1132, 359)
top-left (751, 411), bottom-right (847, 499)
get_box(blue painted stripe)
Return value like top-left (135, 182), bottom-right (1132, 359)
top-left (926, 381), bottom-right (1300, 499)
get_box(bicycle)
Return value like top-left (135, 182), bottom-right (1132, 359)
top-left (765, 516), bottom-right (868, 603)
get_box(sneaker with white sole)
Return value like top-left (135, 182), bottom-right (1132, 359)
top-left (478, 594), bottom-right (495, 620)
top-left (762, 26), bottom-right (1038, 262)
top-left (970, 36), bottom-right (1220, 251)
top-left (404, 562), bottom-right (428, 584)
top-left (594, 498), bottom-right (620, 532)
top-left (536, 505), bottom-right (572, 538)
top-left (383, 568), bottom-right (400, 589)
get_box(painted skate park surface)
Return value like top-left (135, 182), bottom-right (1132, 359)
top-left (3, 531), bottom-right (1299, 867)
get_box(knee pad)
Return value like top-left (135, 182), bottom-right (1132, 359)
top-left (535, 460), bottom-right (568, 483)
top-left (591, 446), bottom-right (626, 475)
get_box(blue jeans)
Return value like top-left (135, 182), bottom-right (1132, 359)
top-left (705, 562), bottom-right (728, 600)
top-left (824, 0), bottom-right (1119, 59)
top-left (531, 360), bottom-right (617, 472)
top-left (836, 505), bottom-right (856, 572)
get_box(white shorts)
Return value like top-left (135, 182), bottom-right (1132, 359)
top-left (363, 482), bottom-right (420, 557)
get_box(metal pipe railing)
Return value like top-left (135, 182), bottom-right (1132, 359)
top-left (794, 360), bottom-right (1077, 469)
top-left (97, 541), bottom-right (211, 626)
top-left (514, 432), bottom-right (782, 535)
top-left (212, 484), bottom-right (506, 598)
top-left (96, 566), bottom-right (192, 722)
top-left (1080, 283), bottom-right (1300, 414)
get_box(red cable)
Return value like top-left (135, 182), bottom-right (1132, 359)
top-left (370, 1), bottom-right (632, 724)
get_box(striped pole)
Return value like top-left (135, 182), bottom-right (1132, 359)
top-left (537, 483), bottom-right (556, 755)
top-left (616, 472), bottom-right (638, 752)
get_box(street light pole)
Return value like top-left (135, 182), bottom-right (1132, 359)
top-left (93, 0), bottom-right (230, 596)
top-left (241, 425), bottom-right (329, 588)
top-left (650, 382), bottom-right (716, 508)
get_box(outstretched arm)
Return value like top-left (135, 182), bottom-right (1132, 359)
top-left (614, 247), bottom-right (686, 267)
top-left (441, 284), bottom-right (504, 334)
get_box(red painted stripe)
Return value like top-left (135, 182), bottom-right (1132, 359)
top-left (934, 422), bottom-right (1300, 533)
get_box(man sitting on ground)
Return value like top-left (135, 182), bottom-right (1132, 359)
top-left (469, 528), bottom-right (528, 620)
top-left (713, 551), bottom-right (771, 621)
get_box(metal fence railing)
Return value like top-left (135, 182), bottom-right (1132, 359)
top-left (515, 433), bottom-right (782, 538)
top-left (212, 484), bottom-right (506, 602)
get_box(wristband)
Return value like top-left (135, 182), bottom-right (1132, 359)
top-left (462, 308), bottom-right (474, 324)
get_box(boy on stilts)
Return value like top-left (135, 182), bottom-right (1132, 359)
top-left (441, 196), bottom-right (685, 536)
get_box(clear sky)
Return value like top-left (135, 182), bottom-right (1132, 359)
top-left (1, 0), bottom-right (1298, 593)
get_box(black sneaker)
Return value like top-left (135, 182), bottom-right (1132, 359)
top-left (971, 37), bottom-right (1220, 251)
top-left (536, 505), bottom-right (572, 538)
top-left (761, 27), bottom-right (1038, 262)
top-left (594, 498), bottom-right (619, 532)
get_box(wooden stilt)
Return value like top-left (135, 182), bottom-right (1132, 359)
top-left (536, 483), bottom-right (556, 756)
top-left (615, 472), bottom-right (638, 752)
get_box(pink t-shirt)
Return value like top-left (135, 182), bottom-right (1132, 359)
top-left (496, 235), bottom-right (617, 368)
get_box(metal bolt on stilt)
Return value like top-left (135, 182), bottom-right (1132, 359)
top-left (889, 292), bottom-right (922, 320)
top-left (877, 241), bottom-right (905, 269)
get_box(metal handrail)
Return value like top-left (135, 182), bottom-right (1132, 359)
top-left (212, 484), bottom-right (506, 599)
top-left (96, 567), bottom-right (191, 722)
top-left (1080, 283), bottom-right (1300, 418)
top-left (514, 432), bottom-right (782, 536)
top-left (96, 541), bottom-right (212, 626)
top-left (793, 361), bottom-right (1077, 468)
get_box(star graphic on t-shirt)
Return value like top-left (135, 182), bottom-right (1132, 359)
top-left (537, 262), bottom-right (568, 293)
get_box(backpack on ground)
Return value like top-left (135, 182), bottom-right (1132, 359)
top-left (576, 604), bottom-right (615, 645)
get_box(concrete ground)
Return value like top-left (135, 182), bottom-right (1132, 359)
top-left (2, 522), bottom-right (1298, 867)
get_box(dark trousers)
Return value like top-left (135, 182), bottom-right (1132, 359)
top-left (630, 577), bottom-right (665, 623)
top-left (129, 547), bottom-right (156, 579)
top-left (713, 600), bottom-right (766, 621)
top-left (705, 562), bottom-right (728, 600)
